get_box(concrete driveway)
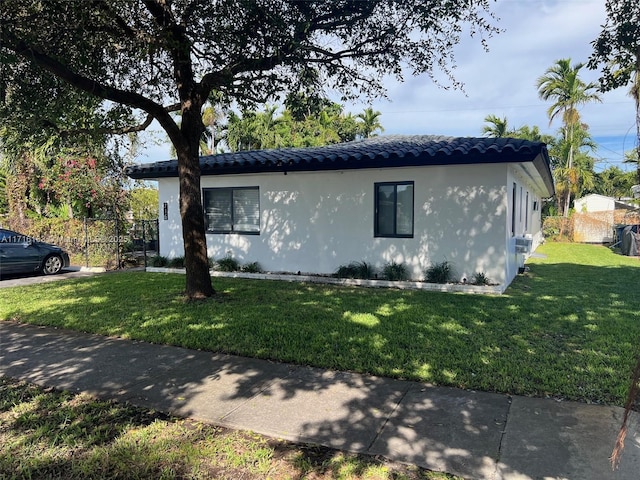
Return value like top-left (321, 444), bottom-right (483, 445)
top-left (0, 266), bottom-right (105, 288)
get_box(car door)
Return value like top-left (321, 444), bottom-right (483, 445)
top-left (0, 230), bottom-right (42, 274)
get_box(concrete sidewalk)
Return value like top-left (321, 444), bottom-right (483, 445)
top-left (1, 321), bottom-right (638, 479)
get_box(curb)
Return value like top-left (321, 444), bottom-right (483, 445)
top-left (77, 266), bottom-right (107, 273)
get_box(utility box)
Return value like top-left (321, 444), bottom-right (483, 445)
top-left (515, 237), bottom-right (532, 254)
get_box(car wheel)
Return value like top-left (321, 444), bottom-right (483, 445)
top-left (42, 255), bottom-right (63, 275)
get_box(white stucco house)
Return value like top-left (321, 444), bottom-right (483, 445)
top-left (126, 135), bottom-right (554, 291)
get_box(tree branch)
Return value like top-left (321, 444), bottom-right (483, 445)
top-left (2, 31), bottom-right (181, 143)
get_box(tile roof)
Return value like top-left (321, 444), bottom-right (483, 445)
top-left (125, 135), bottom-right (554, 194)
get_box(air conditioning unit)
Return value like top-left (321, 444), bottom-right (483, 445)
top-left (515, 237), bottom-right (532, 254)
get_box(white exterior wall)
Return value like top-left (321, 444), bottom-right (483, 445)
top-left (505, 165), bottom-right (546, 282)
top-left (158, 162), bottom-right (547, 287)
top-left (574, 194), bottom-right (615, 213)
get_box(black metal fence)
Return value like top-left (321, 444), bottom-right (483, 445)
top-left (2, 216), bottom-right (159, 270)
top-left (79, 217), bottom-right (160, 269)
top-left (123, 219), bottom-right (159, 268)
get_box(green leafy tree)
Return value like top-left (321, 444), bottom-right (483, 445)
top-left (0, 82), bottom-right (132, 221)
top-left (593, 166), bottom-right (636, 199)
top-left (589, 0), bottom-right (640, 187)
top-left (129, 187), bottom-right (159, 221)
top-left (284, 91), bottom-right (332, 122)
top-left (1, 1), bottom-right (499, 299)
top-left (38, 155), bottom-right (125, 219)
top-left (356, 107), bottom-right (384, 138)
top-left (336, 112), bottom-right (359, 143)
top-left (537, 59), bottom-right (601, 217)
top-left (225, 111), bottom-right (262, 152)
top-left (224, 103), bottom-right (365, 151)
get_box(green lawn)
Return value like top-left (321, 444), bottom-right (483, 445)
top-left (2, 242), bottom-right (639, 406)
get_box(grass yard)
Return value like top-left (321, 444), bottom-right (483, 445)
top-left (0, 377), bottom-right (452, 480)
top-left (2, 242), bottom-right (640, 406)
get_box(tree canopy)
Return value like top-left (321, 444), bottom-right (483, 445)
top-left (589, 0), bottom-right (640, 184)
top-left (1, 0), bottom-right (499, 298)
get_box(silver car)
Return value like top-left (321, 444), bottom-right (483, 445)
top-left (0, 228), bottom-right (70, 276)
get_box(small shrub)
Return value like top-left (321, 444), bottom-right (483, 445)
top-left (167, 256), bottom-right (185, 268)
top-left (216, 256), bottom-right (240, 272)
top-left (334, 261), bottom-right (377, 279)
top-left (242, 261), bottom-right (263, 273)
top-left (382, 261), bottom-right (409, 281)
top-left (472, 271), bottom-right (491, 285)
top-left (335, 263), bottom-right (357, 278)
top-left (542, 216), bottom-right (573, 241)
top-left (353, 261), bottom-right (376, 279)
top-left (424, 260), bottom-right (454, 284)
top-left (149, 255), bottom-right (169, 267)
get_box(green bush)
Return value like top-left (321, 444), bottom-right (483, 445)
top-left (542, 216), bottom-right (573, 241)
top-left (149, 255), bottom-right (168, 267)
top-left (241, 261), bottom-right (263, 273)
top-left (334, 261), bottom-right (377, 279)
top-left (382, 261), bottom-right (409, 281)
top-left (167, 256), bottom-right (185, 268)
top-left (424, 260), bottom-right (454, 284)
top-left (216, 256), bottom-right (240, 272)
top-left (472, 271), bottom-right (491, 285)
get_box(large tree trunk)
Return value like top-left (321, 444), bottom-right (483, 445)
top-left (177, 148), bottom-right (215, 299)
top-left (176, 107), bottom-right (215, 299)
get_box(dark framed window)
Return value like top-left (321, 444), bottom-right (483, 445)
top-left (203, 187), bottom-right (260, 234)
top-left (374, 181), bottom-right (414, 238)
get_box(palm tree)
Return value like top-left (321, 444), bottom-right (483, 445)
top-left (356, 107), bottom-right (384, 139)
top-left (512, 125), bottom-right (556, 143)
top-left (549, 122), bottom-right (597, 214)
top-left (317, 108), bottom-right (341, 144)
top-left (481, 114), bottom-right (512, 137)
top-left (623, 148), bottom-right (639, 167)
top-left (201, 103), bottom-right (224, 155)
top-left (537, 59), bottom-right (601, 217)
top-left (225, 111), bottom-right (260, 151)
top-left (255, 105), bottom-right (285, 149)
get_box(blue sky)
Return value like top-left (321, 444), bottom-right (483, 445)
top-left (137, 0), bottom-right (637, 172)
